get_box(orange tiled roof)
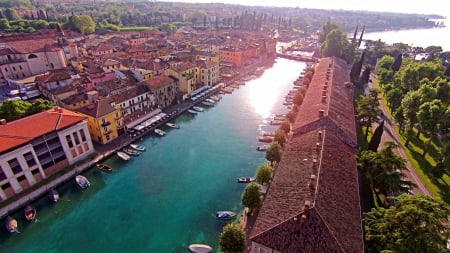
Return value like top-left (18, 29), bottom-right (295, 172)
top-left (143, 75), bottom-right (175, 89)
top-left (6, 38), bottom-right (60, 54)
top-left (0, 108), bottom-right (86, 154)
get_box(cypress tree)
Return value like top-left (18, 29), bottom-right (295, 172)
top-left (358, 24), bottom-right (365, 47)
top-left (391, 53), bottom-right (403, 72)
top-left (350, 50), bottom-right (366, 84)
top-left (368, 120), bottom-right (384, 152)
top-left (360, 66), bottom-right (372, 84)
top-left (352, 24), bottom-right (359, 45)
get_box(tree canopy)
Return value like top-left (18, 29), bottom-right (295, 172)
top-left (219, 223), bottom-right (246, 253)
top-left (255, 163), bottom-right (273, 185)
top-left (364, 194), bottom-right (450, 253)
top-left (241, 182), bottom-right (262, 211)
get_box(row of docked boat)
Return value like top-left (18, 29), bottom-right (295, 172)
top-left (4, 173), bottom-right (93, 233)
top-left (117, 143), bottom-right (147, 161)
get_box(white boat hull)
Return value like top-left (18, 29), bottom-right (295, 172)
top-left (188, 244), bottom-right (212, 253)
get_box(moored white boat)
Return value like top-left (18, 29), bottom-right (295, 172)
top-left (117, 151), bottom-right (131, 161)
top-left (216, 211), bottom-right (236, 220)
top-left (122, 147), bottom-right (140, 156)
top-left (154, 129), bottom-right (166, 136)
top-left (187, 109), bottom-right (198, 115)
top-left (188, 244), bottom-right (213, 253)
top-left (237, 177), bottom-right (256, 183)
top-left (192, 106), bottom-right (204, 112)
top-left (75, 175), bottom-right (90, 190)
top-left (130, 144), bottom-right (146, 151)
top-left (166, 122), bottom-right (180, 129)
top-left (202, 101), bottom-right (214, 106)
top-left (256, 145), bottom-right (270, 151)
top-left (205, 98), bottom-right (216, 104)
top-left (5, 216), bottom-right (18, 233)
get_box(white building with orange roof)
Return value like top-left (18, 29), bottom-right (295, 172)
top-left (0, 107), bottom-right (94, 201)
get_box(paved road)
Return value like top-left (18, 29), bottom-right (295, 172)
top-left (369, 78), bottom-right (431, 196)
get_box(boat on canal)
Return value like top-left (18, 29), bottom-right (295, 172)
top-left (96, 163), bottom-right (113, 172)
top-left (24, 205), bottom-right (36, 222)
top-left (154, 129), bottom-right (166, 136)
top-left (75, 175), bottom-right (90, 190)
top-left (49, 189), bottom-right (59, 203)
top-left (237, 177), bottom-right (255, 183)
top-left (256, 145), bottom-right (270, 151)
top-left (130, 144), bottom-right (146, 151)
top-left (258, 136), bottom-right (274, 143)
top-left (117, 151), bottom-right (131, 161)
top-left (5, 216), bottom-right (18, 233)
top-left (166, 122), bottom-right (180, 129)
top-left (187, 109), bottom-right (198, 115)
top-left (202, 101), bottom-right (214, 106)
top-left (216, 211), bottom-right (236, 220)
top-left (122, 147), bottom-right (140, 156)
top-left (192, 106), bottom-right (204, 112)
top-left (188, 244), bottom-right (213, 253)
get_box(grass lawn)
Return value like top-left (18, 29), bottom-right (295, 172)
top-left (119, 26), bottom-right (155, 31)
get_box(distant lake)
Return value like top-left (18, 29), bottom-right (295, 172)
top-left (363, 19), bottom-right (450, 51)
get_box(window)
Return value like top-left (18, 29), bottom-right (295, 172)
top-left (79, 129), bottom-right (86, 142)
top-left (12, 66), bottom-right (16, 71)
top-left (0, 167), bottom-right (6, 181)
top-left (8, 158), bottom-right (22, 174)
top-left (66, 135), bottom-right (73, 148)
top-left (19, 65), bottom-right (22, 70)
top-left (1, 183), bottom-right (10, 190)
top-left (23, 152), bottom-right (36, 167)
top-left (73, 132), bottom-right (80, 145)
top-left (28, 54), bottom-right (38, 59)
top-left (31, 169), bottom-right (40, 175)
top-left (17, 175), bottom-right (26, 182)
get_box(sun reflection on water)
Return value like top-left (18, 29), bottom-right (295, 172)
top-left (247, 74), bottom-right (282, 119)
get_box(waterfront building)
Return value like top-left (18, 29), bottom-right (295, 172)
top-left (219, 47), bottom-right (243, 67)
top-left (0, 107), bottom-right (94, 201)
top-left (249, 57), bottom-right (364, 252)
top-left (195, 58), bottom-right (220, 86)
top-left (142, 75), bottom-right (178, 108)
top-left (109, 83), bottom-right (155, 121)
top-left (165, 62), bottom-right (197, 94)
top-left (77, 97), bottom-right (125, 144)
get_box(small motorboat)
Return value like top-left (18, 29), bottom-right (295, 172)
top-left (270, 120), bottom-right (283, 125)
top-left (205, 98), bottom-right (216, 104)
top-left (49, 189), bottom-right (59, 203)
top-left (166, 122), bottom-right (180, 129)
top-left (117, 151), bottom-right (130, 161)
top-left (122, 148), bottom-right (140, 156)
top-left (258, 136), bottom-right (274, 143)
top-left (237, 177), bottom-right (256, 183)
top-left (24, 205), bottom-right (36, 222)
top-left (188, 244), bottom-right (213, 253)
top-left (187, 109), bottom-right (198, 115)
top-left (75, 175), bottom-right (90, 190)
top-left (216, 211), bottom-right (236, 220)
top-left (96, 163), bottom-right (113, 172)
top-left (5, 216), bottom-right (18, 233)
top-left (192, 106), bottom-right (204, 112)
top-left (154, 129), bottom-right (166, 136)
top-left (130, 144), bottom-right (146, 151)
top-left (202, 101), bottom-right (214, 106)
top-left (256, 145), bottom-right (270, 151)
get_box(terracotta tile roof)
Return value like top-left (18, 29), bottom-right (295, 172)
top-left (108, 84), bottom-right (149, 104)
top-left (170, 62), bottom-right (196, 72)
top-left (6, 38), bottom-right (60, 54)
top-left (196, 59), bottom-right (218, 69)
top-left (35, 68), bottom-right (71, 83)
top-left (142, 75), bottom-right (175, 89)
top-left (0, 108), bottom-right (86, 154)
top-left (250, 57), bottom-right (363, 253)
top-left (76, 97), bottom-right (116, 118)
top-left (293, 57), bottom-right (357, 148)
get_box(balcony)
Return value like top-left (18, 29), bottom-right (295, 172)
top-left (103, 129), bottom-right (112, 135)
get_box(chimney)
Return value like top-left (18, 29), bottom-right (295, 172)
top-left (0, 119), bottom-right (7, 125)
top-left (321, 95), bottom-right (327, 103)
top-left (304, 200), bottom-right (311, 209)
top-left (319, 109), bottom-right (325, 117)
top-left (53, 106), bottom-right (60, 112)
top-left (316, 142), bottom-right (321, 151)
top-left (309, 174), bottom-right (316, 188)
top-left (318, 131), bottom-right (323, 139)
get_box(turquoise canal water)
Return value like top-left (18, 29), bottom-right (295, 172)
top-left (0, 58), bottom-right (306, 253)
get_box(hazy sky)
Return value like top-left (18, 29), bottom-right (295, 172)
top-left (160, 0), bottom-right (449, 16)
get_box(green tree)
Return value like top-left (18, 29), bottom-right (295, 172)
top-left (159, 23), bottom-right (175, 35)
top-left (72, 15), bottom-right (95, 34)
top-left (386, 87), bottom-right (403, 111)
top-left (364, 194), bottom-right (450, 253)
top-left (391, 53), bottom-right (403, 72)
top-left (219, 223), bottom-right (246, 253)
top-left (318, 21), bottom-right (339, 43)
top-left (255, 163), bottom-right (273, 185)
top-left (4, 8), bottom-right (20, 20)
top-left (356, 89), bottom-right (381, 139)
top-left (378, 55), bottom-right (394, 70)
top-left (417, 99), bottom-right (446, 157)
top-left (0, 100), bottom-right (32, 122)
top-left (320, 28), bottom-right (351, 62)
top-left (0, 18), bottom-right (10, 30)
top-left (274, 129), bottom-right (287, 147)
top-left (26, 99), bottom-right (54, 115)
top-left (368, 120), bottom-right (384, 152)
top-left (241, 182), bottom-right (262, 212)
top-left (265, 142), bottom-right (282, 166)
top-left (401, 90), bottom-right (421, 145)
top-left (280, 121), bottom-right (291, 134)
